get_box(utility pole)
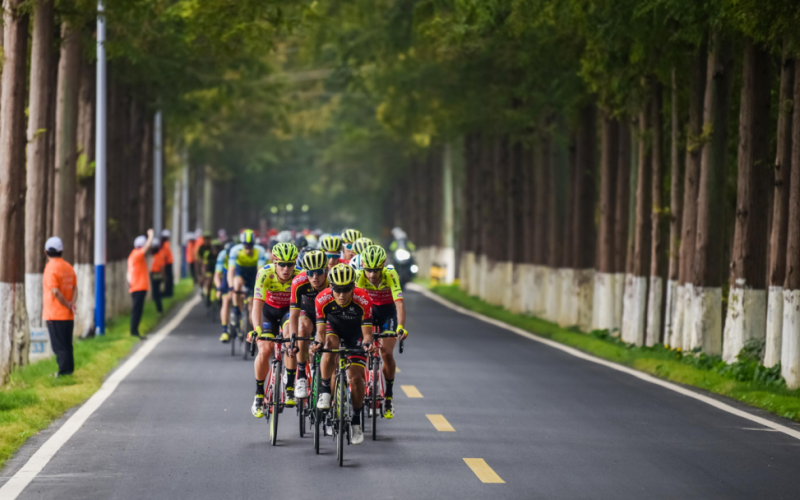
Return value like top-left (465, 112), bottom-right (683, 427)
top-left (153, 110), bottom-right (163, 234)
top-left (94, 0), bottom-right (107, 335)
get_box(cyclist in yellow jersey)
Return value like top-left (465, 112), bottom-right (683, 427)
top-left (356, 245), bottom-right (408, 418)
top-left (250, 243), bottom-right (301, 416)
top-left (215, 242), bottom-right (234, 342)
top-left (341, 228), bottom-right (362, 263)
top-left (227, 230), bottom-right (267, 328)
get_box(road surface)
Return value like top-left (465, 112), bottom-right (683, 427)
top-left (3, 289), bottom-right (800, 499)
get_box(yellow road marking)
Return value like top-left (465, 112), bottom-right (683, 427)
top-left (426, 414), bottom-right (455, 432)
top-left (395, 367), bottom-right (401, 373)
top-left (464, 459), bottom-right (504, 483)
top-left (401, 385), bottom-right (423, 398)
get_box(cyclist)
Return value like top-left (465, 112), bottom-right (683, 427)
top-left (287, 250), bottom-right (329, 399)
top-left (340, 228), bottom-right (362, 263)
top-left (250, 243), bottom-right (301, 418)
top-left (312, 264), bottom-right (375, 445)
top-left (200, 238), bottom-right (221, 309)
top-left (320, 235), bottom-right (344, 269)
top-left (227, 230), bottom-right (267, 330)
top-left (215, 241), bottom-right (234, 342)
top-left (348, 236), bottom-right (374, 271)
top-left (356, 245), bottom-right (407, 419)
top-left (194, 230), bottom-right (211, 289)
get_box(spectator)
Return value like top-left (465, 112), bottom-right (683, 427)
top-left (185, 232), bottom-right (197, 285)
top-left (43, 236), bottom-right (77, 377)
top-left (150, 238), bottom-right (165, 316)
top-left (160, 229), bottom-right (174, 297)
top-left (128, 229), bottom-right (154, 339)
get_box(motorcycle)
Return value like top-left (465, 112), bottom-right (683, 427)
top-left (391, 245), bottom-right (418, 287)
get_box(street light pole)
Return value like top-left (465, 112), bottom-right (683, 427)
top-left (153, 110), bottom-right (162, 234)
top-left (94, 0), bottom-right (107, 335)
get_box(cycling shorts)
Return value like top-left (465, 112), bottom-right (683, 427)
top-left (235, 265), bottom-right (258, 292)
top-left (373, 303), bottom-right (398, 333)
top-left (261, 304), bottom-right (291, 337)
top-left (326, 324), bottom-right (367, 368)
top-left (299, 301), bottom-right (317, 321)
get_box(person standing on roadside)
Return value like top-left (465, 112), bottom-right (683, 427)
top-left (150, 238), bottom-right (165, 316)
top-left (128, 229), bottom-right (154, 339)
top-left (185, 232), bottom-right (197, 285)
top-left (43, 237), bottom-right (77, 377)
top-left (160, 229), bottom-right (174, 297)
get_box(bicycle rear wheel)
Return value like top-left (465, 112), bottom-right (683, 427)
top-left (270, 362), bottom-right (281, 446)
top-left (242, 304), bottom-right (251, 360)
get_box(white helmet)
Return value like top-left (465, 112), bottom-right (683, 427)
top-left (349, 254), bottom-right (363, 271)
top-left (277, 230), bottom-right (293, 243)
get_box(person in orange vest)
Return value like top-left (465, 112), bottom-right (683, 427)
top-left (150, 238), bottom-right (165, 316)
top-left (128, 229), bottom-right (154, 339)
top-left (185, 232), bottom-right (197, 285)
top-left (160, 229), bottom-right (175, 298)
top-left (43, 236), bottom-right (78, 376)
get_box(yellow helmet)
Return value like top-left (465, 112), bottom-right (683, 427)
top-left (271, 242), bottom-right (298, 263)
top-left (341, 229), bottom-right (362, 244)
top-left (328, 263), bottom-right (356, 287)
top-left (362, 245), bottom-right (387, 269)
top-left (352, 237), bottom-right (374, 255)
top-left (320, 235), bottom-right (342, 253)
top-left (302, 250), bottom-right (327, 271)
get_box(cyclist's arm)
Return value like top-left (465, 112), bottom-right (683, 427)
top-left (315, 322), bottom-right (326, 344)
top-left (288, 308), bottom-right (301, 337)
top-left (362, 325), bottom-right (374, 346)
top-left (227, 246), bottom-right (239, 288)
top-left (396, 299), bottom-right (406, 330)
top-left (213, 272), bottom-right (222, 289)
top-left (251, 298), bottom-right (264, 336)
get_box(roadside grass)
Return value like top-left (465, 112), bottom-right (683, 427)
top-left (429, 284), bottom-right (800, 423)
top-left (0, 279), bottom-right (194, 468)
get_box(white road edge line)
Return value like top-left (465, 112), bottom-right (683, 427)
top-left (0, 295), bottom-right (201, 499)
top-left (408, 284), bottom-right (800, 441)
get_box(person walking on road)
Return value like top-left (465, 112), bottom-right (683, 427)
top-left (150, 238), bottom-right (165, 316)
top-left (128, 230), bottom-right (154, 339)
top-left (160, 229), bottom-right (174, 297)
top-left (43, 236), bottom-right (78, 377)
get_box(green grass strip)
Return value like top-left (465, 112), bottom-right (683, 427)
top-left (429, 284), bottom-right (800, 423)
top-left (0, 279), bottom-right (195, 468)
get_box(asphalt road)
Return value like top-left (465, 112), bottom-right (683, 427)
top-left (3, 289), bottom-right (800, 499)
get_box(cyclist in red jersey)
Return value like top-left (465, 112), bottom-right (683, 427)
top-left (320, 235), bottom-right (343, 269)
top-left (287, 250), bottom-right (329, 399)
top-left (312, 264), bottom-right (375, 445)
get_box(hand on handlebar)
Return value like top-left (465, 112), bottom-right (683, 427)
top-left (397, 325), bottom-right (408, 341)
top-left (311, 340), bottom-right (323, 353)
top-left (363, 342), bottom-right (376, 354)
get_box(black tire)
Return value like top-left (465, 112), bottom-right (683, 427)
top-left (313, 363), bottom-right (321, 454)
top-left (371, 361), bottom-right (379, 441)
top-left (299, 398), bottom-right (305, 437)
top-left (230, 328), bottom-right (236, 356)
top-left (270, 362), bottom-right (281, 446)
top-left (337, 372), bottom-right (346, 467)
top-left (243, 306), bottom-right (251, 360)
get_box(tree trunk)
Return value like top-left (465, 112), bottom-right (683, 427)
top-left (765, 49), bottom-right (794, 367)
top-left (614, 120), bottom-right (632, 332)
top-left (531, 121), bottom-right (551, 315)
top-left (665, 68), bottom-right (684, 347)
top-left (53, 22), bottom-right (81, 263)
top-left (691, 32), bottom-right (733, 356)
top-left (24, 0), bottom-right (54, 331)
top-left (675, 40), bottom-right (708, 350)
top-left (646, 84), bottom-right (667, 346)
top-left (557, 132), bottom-right (578, 327)
top-left (572, 103), bottom-right (597, 331)
top-left (45, 47), bottom-right (58, 239)
top-left (0, 0), bottom-right (30, 379)
top-left (594, 112), bottom-right (619, 331)
top-left (782, 60), bottom-right (800, 387)
top-left (545, 125), bottom-right (563, 322)
top-left (723, 38), bottom-right (771, 362)
top-left (622, 97), bottom-right (652, 346)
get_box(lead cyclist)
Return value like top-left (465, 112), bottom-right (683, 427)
top-left (227, 230), bottom-right (267, 330)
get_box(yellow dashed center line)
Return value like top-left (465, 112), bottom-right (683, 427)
top-left (395, 367), bottom-right (401, 373)
top-left (400, 385), bottom-right (423, 398)
top-left (464, 458), bottom-right (505, 483)
top-left (426, 414), bottom-right (455, 432)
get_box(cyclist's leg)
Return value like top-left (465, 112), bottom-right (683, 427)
top-left (376, 309), bottom-right (398, 402)
top-left (253, 310), bottom-right (278, 416)
top-left (320, 330), bottom-right (340, 397)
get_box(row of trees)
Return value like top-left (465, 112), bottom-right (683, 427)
top-left (298, 1), bottom-right (800, 388)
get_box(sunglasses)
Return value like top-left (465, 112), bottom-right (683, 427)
top-left (344, 243), bottom-right (354, 250)
top-left (364, 267), bottom-right (382, 273)
top-left (276, 262), bottom-right (294, 268)
top-left (307, 269), bottom-right (326, 277)
top-left (325, 254), bottom-right (340, 260)
top-left (332, 285), bottom-right (355, 294)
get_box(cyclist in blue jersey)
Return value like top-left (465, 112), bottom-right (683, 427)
top-left (227, 230), bottom-right (267, 329)
top-left (215, 241), bottom-right (234, 342)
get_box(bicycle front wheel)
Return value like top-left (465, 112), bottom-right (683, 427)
top-left (313, 363), bottom-right (321, 454)
top-left (270, 363), bottom-right (282, 446)
top-left (372, 362), bottom-right (379, 441)
top-left (242, 305), bottom-right (251, 360)
top-left (298, 398), bottom-right (306, 437)
top-left (337, 372), bottom-right (346, 467)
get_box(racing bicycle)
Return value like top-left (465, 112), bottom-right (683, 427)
top-left (257, 336), bottom-right (293, 446)
top-left (233, 288), bottom-right (252, 359)
top-left (366, 333), bottom-right (405, 440)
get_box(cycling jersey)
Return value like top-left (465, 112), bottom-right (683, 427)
top-left (254, 264), bottom-right (301, 309)
top-left (290, 271), bottom-right (329, 318)
top-left (355, 266), bottom-right (403, 306)
top-left (227, 244), bottom-right (267, 269)
top-left (201, 247), bottom-right (219, 275)
top-left (214, 249), bottom-right (229, 274)
top-left (315, 288), bottom-right (372, 367)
